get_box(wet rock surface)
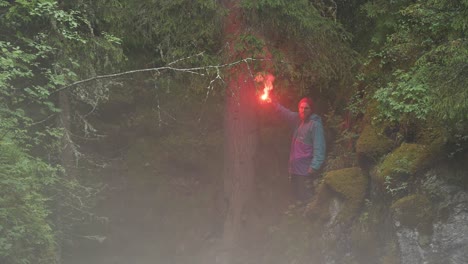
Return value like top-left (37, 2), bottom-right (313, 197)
top-left (423, 171), bottom-right (468, 264)
top-left (393, 170), bottom-right (468, 264)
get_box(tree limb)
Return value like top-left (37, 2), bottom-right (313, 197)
top-left (52, 57), bottom-right (258, 94)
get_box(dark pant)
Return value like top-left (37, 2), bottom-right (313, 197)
top-left (290, 174), bottom-right (315, 202)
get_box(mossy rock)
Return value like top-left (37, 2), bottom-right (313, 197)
top-left (356, 124), bottom-right (394, 161)
top-left (323, 167), bottom-right (368, 223)
top-left (390, 194), bottom-right (433, 235)
top-left (416, 124), bottom-right (447, 158)
top-left (376, 143), bottom-right (432, 187)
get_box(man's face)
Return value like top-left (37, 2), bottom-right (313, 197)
top-left (298, 102), bottom-right (312, 121)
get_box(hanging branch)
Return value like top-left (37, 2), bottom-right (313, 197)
top-left (52, 57), bottom-right (259, 95)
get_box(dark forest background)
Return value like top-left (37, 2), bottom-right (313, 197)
top-left (0, 1), bottom-right (467, 264)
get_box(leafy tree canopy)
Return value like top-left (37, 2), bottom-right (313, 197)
top-left (355, 0), bottom-right (467, 132)
top-left (1, 1), bottom-right (123, 263)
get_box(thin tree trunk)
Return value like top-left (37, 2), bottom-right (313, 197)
top-left (56, 90), bottom-right (75, 264)
top-left (59, 91), bottom-right (76, 179)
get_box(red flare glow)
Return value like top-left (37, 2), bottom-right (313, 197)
top-left (255, 73), bottom-right (275, 102)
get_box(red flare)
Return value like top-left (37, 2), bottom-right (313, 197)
top-left (255, 73), bottom-right (275, 102)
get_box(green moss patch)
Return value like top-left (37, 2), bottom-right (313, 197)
top-left (377, 143), bottom-right (432, 187)
top-left (356, 125), bottom-right (394, 161)
top-left (323, 167), bottom-right (368, 223)
top-left (416, 125), bottom-right (447, 158)
top-left (391, 194), bottom-right (433, 236)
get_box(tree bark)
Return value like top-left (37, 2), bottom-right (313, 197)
top-left (223, 64), bottom-right (258, 245)
top-left (56, 90), bottom-right (75, 264)
top-left (221, 0), bottom-right (258, 261)
top-left (59, 90), bottom-right (76, 179)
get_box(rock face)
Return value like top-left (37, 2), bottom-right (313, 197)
top-left (383, 169), bottom-right (468, 264)
top-left (422, 170), bottom-right (468, 264)
top-left (316, 139), bottom-right (467, 264)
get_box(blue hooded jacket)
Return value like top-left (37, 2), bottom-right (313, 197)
top-left (274, 102), bottom-right (326, 176)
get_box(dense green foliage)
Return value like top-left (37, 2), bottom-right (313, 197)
top-left (356, 0), bottom-right (467, 130)
top-left (242, 0), bottom-right (358, 103)
top-left (92, 0), bottom-right (228, 101)
top-left (1, 0), bottom-right (122, 263)
top-left (0, 142), bottom-right (58, 264)
top-left (99, 0), bottom-right (223, 65)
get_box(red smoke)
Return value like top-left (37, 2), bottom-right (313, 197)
top-left (255, 72), bottom-right (275, 102)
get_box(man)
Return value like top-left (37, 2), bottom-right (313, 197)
top-left (272, 97), bottom-right (326, 202)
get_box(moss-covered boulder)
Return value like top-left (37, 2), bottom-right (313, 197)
top-left (416, 124), bottom-right (447, 159)
top-left (391, 194), bottom-right (433, 236)
top-left (322, 167), bottom-right (368, 223)
top-left (356, 124), bottom-right (394, 161)
top-left (376, 143), bottom-right (432, 190)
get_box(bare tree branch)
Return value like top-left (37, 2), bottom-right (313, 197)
top-left (52, 57), bottom-right (259, 94)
